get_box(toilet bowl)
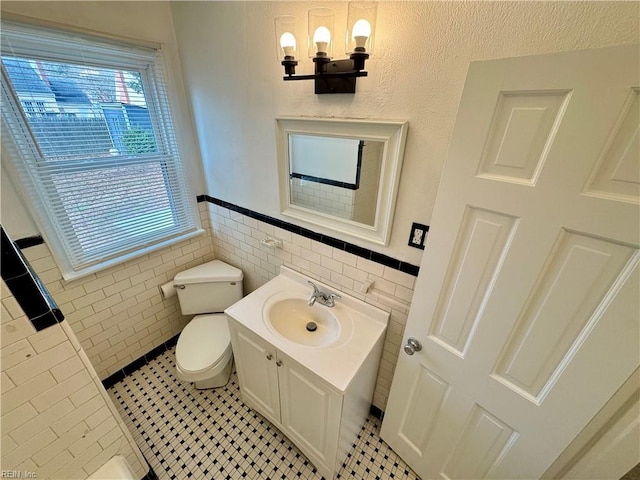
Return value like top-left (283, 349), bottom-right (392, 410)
top-left (175, 313), bottom-right (233, 389)
top-left (173, 260), bottom-right (243, 390)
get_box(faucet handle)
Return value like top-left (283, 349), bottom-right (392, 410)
top-left (326, 292), bottom-right (341, 307)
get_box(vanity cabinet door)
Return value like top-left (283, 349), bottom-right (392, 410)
top-left (276, 350), bottom-right (342, 476)
top-left (228, 318), bottom-right (344, 478)
top-left (229, 322), bottom-right (281, 425)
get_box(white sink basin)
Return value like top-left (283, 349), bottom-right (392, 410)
top-left (265, 298), bottom-right (341, 347)
top-left (226, 267), bottom-right (389, 392)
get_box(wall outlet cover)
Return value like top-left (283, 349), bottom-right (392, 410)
top-left (408, 222), bottom-right (429, 250)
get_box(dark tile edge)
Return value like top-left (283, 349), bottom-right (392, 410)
top-left (102, 334), bottom-right (180, 390)
top-left (370, 404), bottom-right (384, 420)
top-left (14, 234), bottom-right (44, 249)
top-left (141, 461), bottom-right (159, 480)
top-left (201, 195), bottom-right (421, 277)
top-left (1, 226), bottom-right (64, 330)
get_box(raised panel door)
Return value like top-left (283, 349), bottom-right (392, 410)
top-left (381, 45), bottom-right (639, 479)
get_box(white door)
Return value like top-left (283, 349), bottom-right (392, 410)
top-left (381, 45), bottom-right (639, 480)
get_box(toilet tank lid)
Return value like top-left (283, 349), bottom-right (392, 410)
top-left (174, 260), bottom-right (243, 284)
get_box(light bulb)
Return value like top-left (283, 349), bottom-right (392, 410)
top-left (352, 19), bottom-right (371, 49)
top-left (280, 32), bottom-right (296, 57)
top-left (313, 26), bottom-right (331, 55)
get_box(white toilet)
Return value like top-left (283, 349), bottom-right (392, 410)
top-left (173, 260), bottom-right (243, 389)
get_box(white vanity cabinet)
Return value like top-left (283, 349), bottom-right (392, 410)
top-left (229, 320), bottom-right (345, 478)
top-left (224, 267), bottom-right (389, 479)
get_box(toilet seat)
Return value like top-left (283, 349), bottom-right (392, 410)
top-left (175, 314), bottom-right (232, 375)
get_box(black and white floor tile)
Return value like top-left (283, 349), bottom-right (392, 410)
top-left (108, 347), bottom-right (421, 480)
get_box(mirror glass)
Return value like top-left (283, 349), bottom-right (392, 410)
top-left (276, 117), bottom-right (408, 245)
top-left (289, 134), bottom-right (384, 226)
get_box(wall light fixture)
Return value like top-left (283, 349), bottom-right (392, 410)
top-left (276, 2), bottom-right (378, 94)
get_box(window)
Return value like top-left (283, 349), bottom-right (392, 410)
top-left (22, 100), bottom-right (46, 116)
top-left (1, 21), bottom-right (201, 279)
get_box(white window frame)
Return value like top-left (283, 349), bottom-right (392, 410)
top-left (1, 21), bottom-right (203, 280)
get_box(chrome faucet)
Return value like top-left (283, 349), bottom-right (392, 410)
top-left (307, 281), bottom-right (341, 307)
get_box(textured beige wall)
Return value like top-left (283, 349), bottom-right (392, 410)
top-left (171, 1), bottom-right (639, 266)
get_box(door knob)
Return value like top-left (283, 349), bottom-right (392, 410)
top-left (266, 353), bottom-right (273, 361)
top-left (403, 337), bottom-right (423, 355)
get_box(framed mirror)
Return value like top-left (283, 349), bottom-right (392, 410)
top-left (276, 116), bottom-right (408, 245)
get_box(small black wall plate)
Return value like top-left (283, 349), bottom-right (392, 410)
top-left (408, 222), bottom-right (429, 250)
top-left (315, 59), bottom-right (357, 94)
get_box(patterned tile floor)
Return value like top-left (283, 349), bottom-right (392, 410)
top-left (108, 347), bottom-right (421, 480)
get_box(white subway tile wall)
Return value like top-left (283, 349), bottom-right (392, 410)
top-left (207, 202), bottom-right (415, 409)
top-left (291, 178), bottom-right (356, 219)
top-left (0, 281), bottom-right (147, 479)
top-left (14, 201), bottom-right (414, 410)
top-left (21, 203), bottom-right (216, 380)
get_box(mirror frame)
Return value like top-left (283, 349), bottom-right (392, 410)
top-left (276, 116), bottom-right (408, 246)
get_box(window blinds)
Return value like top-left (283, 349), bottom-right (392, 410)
top-left (1, 21), bottom-right (200, 279)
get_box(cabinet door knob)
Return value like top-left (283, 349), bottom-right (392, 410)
top-left (403, 337), bottom-right (423, 355)
top-left (276, 360), bottom-right (283, 367)
top-left (266, 353), bottom-right (273, 361)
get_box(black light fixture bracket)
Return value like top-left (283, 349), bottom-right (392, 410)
top-left (283, 51), bottom-right (369, 94)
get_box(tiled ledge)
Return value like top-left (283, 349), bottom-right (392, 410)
top-left (14, 234), bottom-right (45, 249)
top-left (1, 226), bottom-right (63, 331)
top-left (198, 195), bottom-right (421, 277)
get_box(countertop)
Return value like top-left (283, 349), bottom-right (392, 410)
top-left (225, 266), bottom-right (389, 393)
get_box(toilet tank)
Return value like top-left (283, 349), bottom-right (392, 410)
top-left (174, 260), bottom-right (243, 315)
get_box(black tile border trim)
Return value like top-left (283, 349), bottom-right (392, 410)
top-left (102, 334), bottom-right (180, 390)
top-left (290, 172), bottom-right (359, 191)
top-left (14, 234), bottom-right (44, 249)
top-left (142, 465), bottom-right (159, 480)
top-left (199, 195), bottom-right (421, 277)
top-left (370, 404), bottom-right (384, 420)
top-left (12, 197), bottom-right (421, 276)
top-left (289, 139), bottom-right (364, 191)
top-left (1, 226), bottom-right (64, 330)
